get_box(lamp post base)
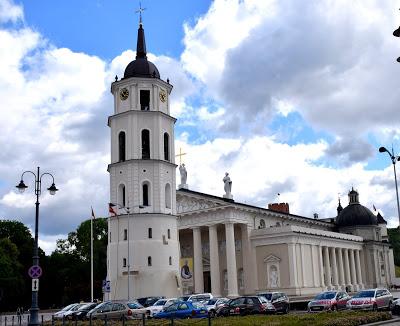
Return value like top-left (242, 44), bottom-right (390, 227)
top-left (28, 307), bottom-right (40, 326)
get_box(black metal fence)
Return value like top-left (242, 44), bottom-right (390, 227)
top-left (1, 314), bottom-right (214, 326)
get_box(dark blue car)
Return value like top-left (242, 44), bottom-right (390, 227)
top-left (154, 301), bottom-right (208, 319)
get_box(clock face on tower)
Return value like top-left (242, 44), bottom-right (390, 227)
top-left (159, 89), bottom-right (167, 103)
top-left (119, 88), bottom-right (129, 101)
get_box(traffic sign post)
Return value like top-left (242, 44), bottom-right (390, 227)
top-left (32, 279), bottom-right (39, 292)
top-left (28, 266), bottom-right (42, 279)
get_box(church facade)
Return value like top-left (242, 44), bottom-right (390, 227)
top-left (106, 17), bottom-right (395, 301)
top-left (177, 187), bottom-right (395, 297)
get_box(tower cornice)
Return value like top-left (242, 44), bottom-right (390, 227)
top-left (111, 77), bottom-right (173, 94)
top-left (108, 110), bottom-right (176, 127)
top-left (107, 158), bottom-right (177, 172)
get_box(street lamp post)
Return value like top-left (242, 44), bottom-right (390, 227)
top-left (379, 146), bottom-right (400, 226)
top-left (16, 167), bottom-right (58, 326)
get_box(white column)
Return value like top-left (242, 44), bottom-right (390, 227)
top-left (300, 243), bottom-right (306, 287)
top-left (209, 224), bottom-right (221, 296)
top-left (330, 247), bottom-right (339, 289)
top-left (343, 249), bottom-right (351, 289)
top-left (193, 227), bottom-right (204, 293)
top-left (323, 246), bottom-right (332, 289)
top-left (355, 249), bottom-right (363, 289)
top-left (311, 245), bottom-right (319, 287)
top-left (349, 249), bottom-right (357, 290)
top-left (318, 245), bottom-right (325, 289)
top-left (241, 224), bottom-right (256, 294)
top-left (288, 243), bottom-right (299, 288)
top-left (337, 248), bottom-right (345, 290)
top-left (225, 222), bottom-right (239, 297)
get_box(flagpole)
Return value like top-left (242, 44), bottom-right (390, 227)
top-left (91, 209), bottom-right (94, 302)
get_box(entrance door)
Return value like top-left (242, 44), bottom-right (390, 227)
top-left (203, 271), bottom-right (211, 293)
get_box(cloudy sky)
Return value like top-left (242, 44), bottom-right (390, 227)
top-left (1, 0), bottom-right (400, 254)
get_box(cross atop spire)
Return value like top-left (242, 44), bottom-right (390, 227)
top-left (136, 2), bottom-right (146, 25)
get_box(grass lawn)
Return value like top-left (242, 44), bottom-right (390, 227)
top-left (52, 311), bottom-right (392, 326)
top-left (395, 265), bottom-right (400, 277)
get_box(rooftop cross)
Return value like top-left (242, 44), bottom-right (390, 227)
top-left (176, 148), bottom-right (187, 165)
top-left (135, 2), bottom-right (146, 25)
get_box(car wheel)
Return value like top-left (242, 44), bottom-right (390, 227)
top-left (209, 310), bottom-right (216, 318)
top-left (283, 305), bottom-right (289, 314)
top-left (372, 304), bottom-right (378, 312)
top-left (331, 305), bottom-right (337, 312)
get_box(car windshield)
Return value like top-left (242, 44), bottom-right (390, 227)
top-left (259, 293), bottom-right (272, 300)
top-left (206, 299), bottom-right (217, 305)
top-left (353, 290), bottom-right (375, 298)
top-left (192, 302), bottom-right (203, 309)
top-left (127, 302), bottom-right (144, 309)
top-left (62, 304), bottom-right (77, 311)
top-left (153, 300), bottom-right (167, 306)
top-left (314, 292), bottom-right (336, 300)
top-left (178, 296), bottom-right (190, 301)
top-left (258, 296), bottom-right (268, 303)
top-left (78, 303), bottom-right (96, 311)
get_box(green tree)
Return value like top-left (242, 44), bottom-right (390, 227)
top-left (0, 220), bottom-right (34, 311)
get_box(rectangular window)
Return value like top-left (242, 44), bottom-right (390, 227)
top-left (140, 90), bottom-right (150, 110)
top-left (123, 258), bottom-right (127, 267)
top-left (148, 228), bottom-right (152, 239)
top-left (124, 229), bottom-right (127, 241)
top-left (167, 229), bottom-right (171, 239)
top-left (109, 232), bottom-right (111, 242)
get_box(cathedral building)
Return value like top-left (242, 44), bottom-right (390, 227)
top-left (177, 185), bottom-right (395, 297)
top-left (106, 18), bottom-right (395, 300)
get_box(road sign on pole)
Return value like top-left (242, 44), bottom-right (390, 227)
top-left (28, 265), bottom-right (42, 279)
top-left (32, 279), bottom-right (39, 292)
top-left (105, 280), bottom-right (111, 293)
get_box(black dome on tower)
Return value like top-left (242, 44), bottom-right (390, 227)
top-left (336, 188), bottom-right (377, 227)
top-left (124, 23), bottom-right (160, 79)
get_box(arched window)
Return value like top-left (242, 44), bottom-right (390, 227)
top-left (143, 183), bottom-right (149, 206)
top-left (118, 131), bottom-right (126, 162)
top-left (123, 229), bottom-right (127, 241)
top-left (123, 258), bottom-right (127, 267)
top-left (148, 228), bottom-right (152, 239)
top-left (163, 133), bottom-right (169, 161)
top-left (167, 229), bottom-right (171, 239)
top-left (169, 256), bottom-right (172, 265)
top-left (141, 129), bottom-right (150, 159)
top-left (259, 219), bottom-right (266, 229)
top-left (165, 183), bottom-right (171, 209)
top-left (118, 184), bottom-right (126, 207)
top-left (148, 256), bottom-right (152, 266)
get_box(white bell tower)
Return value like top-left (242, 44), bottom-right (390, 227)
top-left (106, 18), bottom-right (180, 299)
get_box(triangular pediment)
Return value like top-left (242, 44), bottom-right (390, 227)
top-left (263, 254), bottom-right (281, 263)
top-left (177, 191), bottom-right (227, 214)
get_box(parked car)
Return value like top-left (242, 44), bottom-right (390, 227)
top-left (70, 303), bottom-right (99, 320)
top-left (391, 298), bottom-right (400, 315)
top-left (216, 296), bottom-right (275, 316)
top-left (154, 301), bottom-right (208, 319)
top-left (146, 298), bottom-right (177, 318)
top-left (205, 298), bottom-right (230, 317)
top-left (64, 303), bottom-right (90, 320)
top-left (177, 293), bottom-right (213, 304)
top-left (87, 301), bottom-right (147, 320)
top-left (53, 303), bottom-right (80, 320)
top-left (347, 288), bottom-right (393, 311)
top-left (137, 296), bottom-right (165, 307)
top-left (308, 291), bottom-right (350, 312)
top-left (258, 292), bottom-right (290, 314)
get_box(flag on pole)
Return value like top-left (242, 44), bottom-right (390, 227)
top-left (109, 203), bottom-right (117, 216)
top-left (91, 206), bottom-right (96, 219)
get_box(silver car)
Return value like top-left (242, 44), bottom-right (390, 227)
top-left (347, 288), bottom-right (393, 311)
top-left (308, 291), bottom-right (350, 312)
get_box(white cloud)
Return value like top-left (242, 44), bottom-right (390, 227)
top-left (0, 0), bottom-right (23, 23)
